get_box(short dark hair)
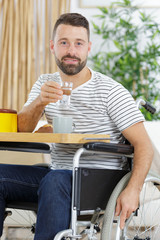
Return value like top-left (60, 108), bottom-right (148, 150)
top-left (52, 13), bottom-right (90, 41)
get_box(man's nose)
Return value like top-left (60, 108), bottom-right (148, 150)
top-left (67, 43), bottom-right (76, 55)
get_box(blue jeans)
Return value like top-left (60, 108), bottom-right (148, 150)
top-left (0, 164), bottom-right (72, 240)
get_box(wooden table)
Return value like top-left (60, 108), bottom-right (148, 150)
top-left (0, 133), bottom-right (110, 144)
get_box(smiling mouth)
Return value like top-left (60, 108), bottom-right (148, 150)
top-left (63, 58), bottom-right (79, 64)
top-left (62, 54), bottom-right (81, 64)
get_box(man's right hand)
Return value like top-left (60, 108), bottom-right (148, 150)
top-left (18, 81), bottom-right (63, 132)
top-left (40, 81), bottom-right (63, 105)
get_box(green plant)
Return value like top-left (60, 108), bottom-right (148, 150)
top-left (89, 0), bottom-right (160, 120)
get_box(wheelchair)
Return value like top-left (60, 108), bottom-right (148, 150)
top-left (2, 100), bottom-right (160, 240)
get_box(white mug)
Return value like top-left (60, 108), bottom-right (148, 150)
top-left (52, 116), bottom-right (75, 133)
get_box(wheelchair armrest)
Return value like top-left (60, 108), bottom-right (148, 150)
top-left (83, 142), bottom-right (134, 155)
top-left (0, 142), bottom-right (51, 153)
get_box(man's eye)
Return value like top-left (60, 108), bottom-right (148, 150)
top-left (76, 42), bottom-right (82, 46)
top-left (61, 41), bottom-right (67, 45)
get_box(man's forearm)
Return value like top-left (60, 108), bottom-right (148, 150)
top-left (127, 143), bottom-right (153, 192)
top-left (18, 96), bottom-right (46, 132)
top-left (122, 122), bottom-right (153, 191)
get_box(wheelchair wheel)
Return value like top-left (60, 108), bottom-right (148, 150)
top-left (2, 208), bottom-right (36, 239)
top-left (102, 171), bottom-right (160, 240)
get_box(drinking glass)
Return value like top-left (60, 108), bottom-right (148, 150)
top-left (57, 81), bottom-right (73, 108)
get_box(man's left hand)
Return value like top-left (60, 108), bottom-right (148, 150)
top-left (115, 187), bottom-right (140, 229)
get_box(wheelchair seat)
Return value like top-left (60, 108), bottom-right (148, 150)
top-left (1, 142), bottom-right (51, 222)
top-left (5, 162), bottom-right (51, 213)
top-left (4, 142), bottom-right (133, 224)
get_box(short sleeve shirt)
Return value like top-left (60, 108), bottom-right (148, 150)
top-left (25, 68), bottom-right (144, 170)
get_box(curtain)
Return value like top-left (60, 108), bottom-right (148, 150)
top-left (0, 0), bottom-right (70, 111)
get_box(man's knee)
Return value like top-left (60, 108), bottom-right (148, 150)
top-left (38, 170), bottom-right (72, 196)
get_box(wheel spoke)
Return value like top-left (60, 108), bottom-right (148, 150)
top-left (3, 208), bottom-right (36, 239)
top-left (102, 173), bottom-right (160, 240)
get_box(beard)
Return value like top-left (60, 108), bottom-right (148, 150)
top-left (55, 54), bottom-right (87, 75)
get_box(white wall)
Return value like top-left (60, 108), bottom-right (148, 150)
top-left (70, 0), bottom-right (104, 54)
top-left (144, 121), bottom-right (160, 153)
top-left (70, 0), bottom-right (160, 55)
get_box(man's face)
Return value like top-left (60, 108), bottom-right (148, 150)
top-left (50, 24), bottom-right (91, 75)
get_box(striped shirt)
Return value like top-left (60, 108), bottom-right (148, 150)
top-left (25, 68), bottom-right (144, 170)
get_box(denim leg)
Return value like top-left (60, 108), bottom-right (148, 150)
top-left (35, 169), bottom-right (72, 240)
top-left (0, 164), bottom-right (50, 236)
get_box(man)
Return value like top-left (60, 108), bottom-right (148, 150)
top-left (0, 13), bottom-right (153, 239)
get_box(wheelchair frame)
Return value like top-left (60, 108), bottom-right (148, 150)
top-left (2, 142), bottom-right (160, 240)
top-left (54, 142), bottom-right (133, 240)
top-left (54, 144), bottom-right (160, 240)
top-left (71, 143), bottom-right (133, 237)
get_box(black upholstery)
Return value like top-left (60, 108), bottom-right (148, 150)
top-left (83, 142), bottom-right (134, 155)
top-left (0, 142), bottom-right (51, 153)
top-left (6, 201), bottom-right (38, 211)
top-left (74, 168), bottom-right (129, 213)
top-left (6, 163), bottom-right (50, 211)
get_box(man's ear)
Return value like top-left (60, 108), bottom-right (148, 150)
top-left (50, 40), bottom-right (54, 54)
top-left (88, 41), bottom-right (92, 55)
